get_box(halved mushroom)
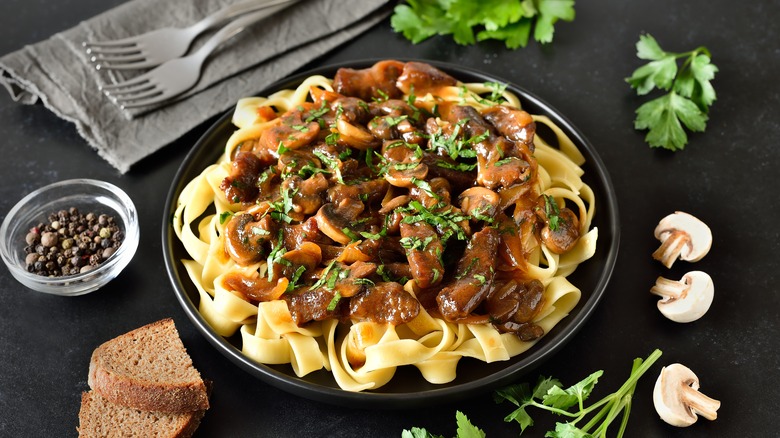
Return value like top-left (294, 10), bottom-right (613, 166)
top-left (536, 196), bottom-right (580, 254)
top-left (314, 199), bottom-right (364, 245)
top-left (459, 187), bottom-right (500, 222)
top-left (284, 173), bottom-right (329, 216)
top-left (379, 195), bottom-right (411, 215)
top-left (336, 118), bottom-right (379, 150)
top-left (385, 161), bottom-right (429, 188)
top-left (224, 213), bottom-right (274, 265)
top-left (650, 271), bottom-right (714, 323)
top-left (269, 242), bottom-right (323, 286)
top-left (653, 211), bottom-right (712, 268)
top-left (653, 363), bottom-right (721, 427)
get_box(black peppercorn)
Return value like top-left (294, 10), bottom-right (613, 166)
top-left (23, 208), bottom-right (124, 277)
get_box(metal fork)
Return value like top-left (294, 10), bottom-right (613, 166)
top-left (101, 5), bottom-right (292, 109)
top-left (83, 0), bottom-right (298, 70)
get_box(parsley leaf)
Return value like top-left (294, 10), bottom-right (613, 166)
top-left (634, 91), bottom-right (708, 151)
top-left (455, 411), bottom-right (486, 438)
top-left (401, 427), bottom-right (444, 438)
top-left (534, 0), bottom-right (576, 44)
top-left (391, 0), bottom-right (576, 49)
top-left (627, 34), bottom-right (718, 151)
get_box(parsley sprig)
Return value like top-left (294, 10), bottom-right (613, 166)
top-left (626, 34), bottom-right (718, 151)
top-left (403, 349), bottom-right (662, 438)
top-left (391, 0), bottom-right (576, 49)
top-left (495, 349), bottom-right (663, 437)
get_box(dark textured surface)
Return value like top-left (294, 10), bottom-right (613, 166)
top-left (1, 1), bottom-right (778, 437)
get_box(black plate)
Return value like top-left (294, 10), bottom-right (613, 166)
top-left (162, 59), bottom-right (620, 409)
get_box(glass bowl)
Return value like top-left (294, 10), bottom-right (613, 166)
top-left (0, 179), bottom-right (139, 296)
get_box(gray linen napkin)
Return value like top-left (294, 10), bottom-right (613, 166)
top-left (0, 0), bottom-right (390, 173)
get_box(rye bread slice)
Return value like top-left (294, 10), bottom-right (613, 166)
top-left (77, 390), bottom-right (205, 438)
top-left (88, 318), bottom-right (209, 413)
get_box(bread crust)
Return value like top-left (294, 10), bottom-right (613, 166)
top-left (87, 318), bottom-right (209, 413)
top-left (78, 391), bottom-right (206, 438)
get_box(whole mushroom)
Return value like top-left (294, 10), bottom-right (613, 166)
top-left (650, 271), bottom-right (714, 323)
top-left (653, 211), bottom-right (712, 268)
top-left (653, 363), bottom-right (721, 427)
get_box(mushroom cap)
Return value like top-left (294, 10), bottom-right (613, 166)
top-left (654, 211), bottom-right (713, 263)
top-left (653, 363), bottom-right (720, 427)
top-left (458, 186), bottom-right (500, 220)
top-left (652, 271), bottom-right (714, 323)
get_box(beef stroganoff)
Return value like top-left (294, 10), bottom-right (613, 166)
top-left (172, 61), bottom-right (597, 391)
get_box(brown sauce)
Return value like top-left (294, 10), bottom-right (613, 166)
top-left (220, 61), bottom-right (581, 338)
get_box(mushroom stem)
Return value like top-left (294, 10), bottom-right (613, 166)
top-left (681, 384), bottom-right (721, 421)
top-left (652, 230), bottom-right (689, 268)
top-left (650, 276), bottom-right (688, 301)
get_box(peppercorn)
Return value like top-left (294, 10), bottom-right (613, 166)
top-left (23, 208), bottom-right (124, 277)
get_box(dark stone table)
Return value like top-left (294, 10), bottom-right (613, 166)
top-left (1, 1), bottom-right (777, 436)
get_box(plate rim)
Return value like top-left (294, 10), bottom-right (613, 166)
top-left (162, 58), bottom-right (620, 408)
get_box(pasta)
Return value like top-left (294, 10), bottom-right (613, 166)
top-left (172, 61), bottom-right (597, 391)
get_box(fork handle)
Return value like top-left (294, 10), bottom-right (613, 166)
top-left (190, 3), bottom-right (295, 63)
top-left (191, 0), bottom-right (300, 35)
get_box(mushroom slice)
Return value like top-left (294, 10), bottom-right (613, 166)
top-left (314, 199), bottom-right (364, 245)
top-left (385, 161), bottom-right (429, 188)
top-left (653, 211), bottom-right (712, 268)
top-left (653, 363), bottom-right (721, 427)
top-left (336, 118), bottom-right (379, 150)
top-left (224, 213), bottom-right (274, 265)
top-left (650, 271), bottom-right (714, 323)
top-left (459, 187), bottom-right (500, 222)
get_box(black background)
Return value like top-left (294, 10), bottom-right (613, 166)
top-left (1, 1), bottom-right (778, 437)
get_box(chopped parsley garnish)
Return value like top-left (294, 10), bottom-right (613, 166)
top-left (398, 201), bottom-right (470, 243)
top-left (410, 177), bottom-right (440, 200)
top-left (386, 115), bottom-right (409, 127)
top-left (308, 260), bottom-right (337, 291)
top-left (353, 278), bottom-right (375, 286)
top-left (285, 265), bottom-right (307, 293)
top-left (485, 81), bottom-right (508, 103)
top-left (470, 205), bottom-right (495, 223)
top-left (266, 230), bottom-right (287, 282)
top-left (297, 163), bottom-right (331, 178)
top-left (313, 150), bottom-right (344, 184)
top-left (543, 194), bottom-right (562, 231)
top-left (326, 291), bottom-right (342, 311)
top-left (400, 235), bottom-right (435, 251)
top-left (341, 227), bottom-right (361, 242)
top-left (374, 89), bottom-right (390, 102)
top-left (455, 257), bottom-right (479, 280)
top-left (427, 119), bottom-right (487, 161)
top-left (436, 160), bottom-right (477, 172)
top-left (219, 211), bottom-right (233, 224)
top-left (376, 264), bottom-right (408, 285)
top-left (393, 162), bottom-right (423, 171)
top-left (268, 186), bottom-right (298, 224)
top-left (304, 100), bottom-right (330, 126)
